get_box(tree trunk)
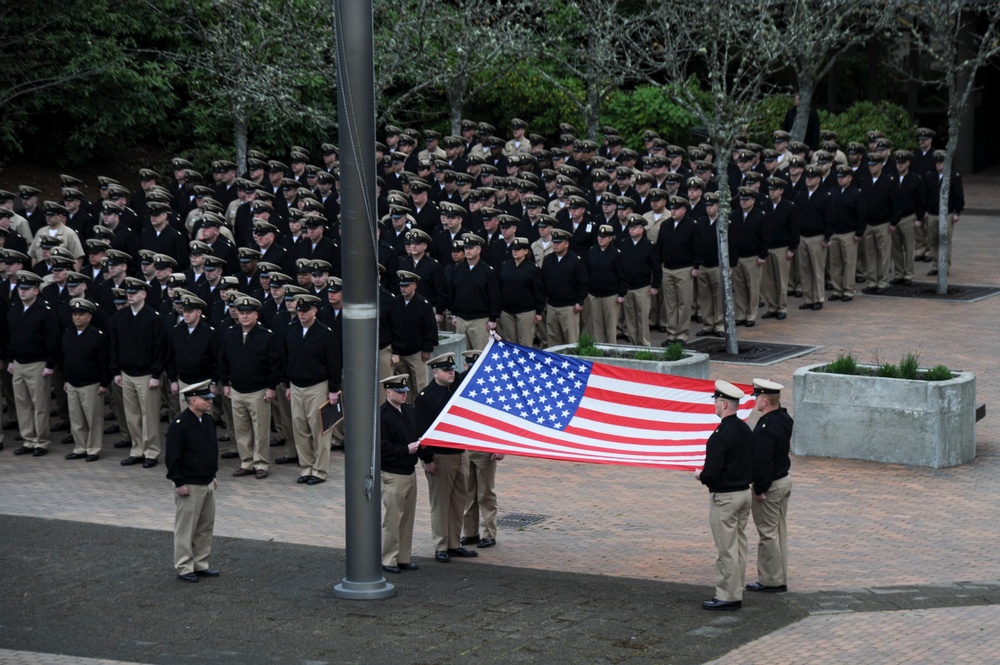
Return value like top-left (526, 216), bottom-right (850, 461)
top-left (234, 112), bottom-right (248, 177)
top-left (790, 82), bottom-right (814, 144)
top-left (450, 99), bottom-right (462, 138)
top-left (713, 150), bottom-right (738, 355)
top-left (936, 129), bottom-right (958, 295)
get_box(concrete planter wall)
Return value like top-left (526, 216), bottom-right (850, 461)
top-left (547, 343), bottom-right (711, 380)
top-left (792, 363), bottom-right (977, 468)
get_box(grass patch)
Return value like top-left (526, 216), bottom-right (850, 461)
top-left (575, 333), bottom-right (604, 357)
top-left (899, 352), bottom-right (921, 380)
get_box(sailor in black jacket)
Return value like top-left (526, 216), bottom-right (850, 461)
top-left (541, 228), bottom-right (588, 346)
top-left (448, 233), bottom-right (500, 351)
top-left (379, 374), bottom-right (426, 573)
top-left (747, 378), bottom-right (793, 594)
top-left (828, 166), bottom-right (867, 300)
top-left (110, 277), bottom-right (166, 467)
top-left (388, 270), bottom-right (438, 397)
top-left (284, 294), bottom-right (339, 484)
top-left (653, 196), bottom-right (700, 343)
top-left (498, 237), bottom-right (545, 347)
top-left (584, 225), bottom-right (626, 343)
top-left (165, 380), bottom-right (220, 582)
top-left (165, 294), bottom-right (218, 406)
top-left (61, 298), bottom-right (111, 461)
top-left (618, 215), bottom-right (661, 347)
top-left (794, 166), bottom-right (834, 309)
top-left (696, 380), bottom-right (753, 611)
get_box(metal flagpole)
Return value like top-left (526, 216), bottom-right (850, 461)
top-left (332, 0), bottom-right (393, 600)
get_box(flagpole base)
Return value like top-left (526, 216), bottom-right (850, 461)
top-left (333, 577), bottom-right (395, 600)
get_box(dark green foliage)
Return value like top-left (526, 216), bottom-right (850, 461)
top-left (876, 363), bottom-right (900, 378)
top-left (821, 353), bottom-right (860, 375)
top-left (601, 85), bottom-right (701, 147)
top-left (661, 342), bottom-right (685, 362)
top-left (922, 365), bottom-right (954, 382)
top-left (899, 352), bottom-right (921, 380)
top-left (819, 100), bottom-right (916, 152)
top-left (575, 334), bottom-right (604, 357)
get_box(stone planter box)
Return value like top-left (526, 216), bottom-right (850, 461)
top-left (547, 343), bottom-right (711, 380)
top-left (792, 363), bottom-right (977, 468)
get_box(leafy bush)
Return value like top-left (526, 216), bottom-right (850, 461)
top-left (601, 85), bottom-right (701, 147)
top-left (748, 95), bottom-right (795, 146)
top-left (899, 352), bottom-right (921, 380)
top-left (877, 363), bottom-right (900, 378)
top-left (822, 353), bottom-right (860, 375)
top-left (632, 350), bottom-right (658, 361)
top-left (819, 101), bottom-right (916, 152)
top-left (575, 334), bottom-right (604, 357)
top-left (923, 365), bottom-right (954, 382)
top-left (662, 342), bottom-right (685, 362)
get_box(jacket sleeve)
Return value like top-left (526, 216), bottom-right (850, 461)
top-left (573, 257), bottom-right (589, 306)
top-left (267, 330), bottom-right (285, 391)
top-left (44, 308), bottom-right (61, 370)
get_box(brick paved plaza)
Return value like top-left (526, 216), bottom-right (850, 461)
top-left (1, 174), bottom-right (999, 663)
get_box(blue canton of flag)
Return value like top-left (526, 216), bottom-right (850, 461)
top-left (461, 341), bottom-right (591, 431)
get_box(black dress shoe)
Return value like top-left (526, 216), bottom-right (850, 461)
top-left (828, 294), bottom-right (842, 301)
top-left (695, 329), bottom-right (714, 337)
top-left (306, 476), bottom-right (326, 485)
top-left (121, 456), bottom-right (143, 466)
top-left (194, 569), bottom-right (220, 577)
top-left (65, 452), bottom-right (86, 460)
top-left (220, 451), bottom-right (239, 459)
top-left (142, 458), bottom-right (158, 468)
top-left (702, 597), bottom-right (742, 611)
top-left (825, 282), bottom-right (834, 291)
top-left (862, 286), bottom-right (876, 294)
top-left (855, 276), bottom-right (867, 283)
top-left (776, 312), bottom-right (787, 320)
top-left (275, 456), bottom-right (298, 464)
top-left (13, 446), bottom-right (33, 456)
top-left (382, 565), bottom-right (401, 574)
top-left (746, 582), bottom-right (787, 593)
top-left (798, 303), bottom-right (813, 310)
top-left (233, 467), bottom-right (255, 477)
top-left (269, 438), bottom-right (285, 447)
top-left (32, 448), bottom-right (48, 457)
top-left (435, 551), bottom-right (450, 562)
top-left (399, 563), bottom-right (419, 571)
top-left (447, 547), bottom-right (479, 558)
top-left (113, 440), bottom-right (131, 449)
top-left (761, 311), bottom-right (777, 319)
top-left (61, 435), bottom-right (75, 445)
top-left (902, 278), bottom-right (912, 286)
top-left (85, 454), bottom-right (100, 462)
top-left (735, 319), bottom-right (746, 326)
top-left (477, 538), bottom-right (496, 549)
top-left (793, 290), bottom-right (803, 297)
top-left (460, 535), bottom-right (480, 546)
top-left (928, 269), bottom-right (938, 276)
top-left (744, 321), bottom-right (755, 328)
top-left (714, 331), bottom-right (725, 338)
top-left (811, 302), bottom-right (823, 310)
top-left (2, 421), bottom-right (18, 430)
top-left (889, 277), bottom-right (904, 285)
top-left (51, 421), bottom-right (69, 432)
top-left (177, 572), bottom-right (199, 583)
top-left (218, 435), bottom-right (231, 442)
top-left (296, 476), bottom-right (310, 484)
top-left (103, 424), bottom-right (120, 434)
top-left (841, 296), bottom-right (853, 302)
top-left (691, 314), bottom-right (702, 323)
top-left (658, 325), bottom-right (667, 333)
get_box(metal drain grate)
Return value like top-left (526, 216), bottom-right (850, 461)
top-left (497, 513), bottom-right (549, 529)
top-left (865, 281), bottom-right (1000, 303)
top-left (684, 339), bottom-right (821, 366)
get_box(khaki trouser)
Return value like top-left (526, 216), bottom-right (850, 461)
top-left (648, 288), bottom-right (666, 328)
top-left (111, 381), bottom-right (131, 443)
top-left (499, 311), bottom-right (536, 347)
top-left (696, 266), bottom-right (723, 333)
top-left (796, 235), bottom-right (827, 305)
top-left (863, 222), bottom-right (891, 289)
top-left (828, 232), bottom-right (859, 298)
top-left (425, 452), bottom-right (468, 551)
top-left (709, 488), bottom-right (751, 602)
top-left (925, 214), bottom-right (954, 271)
top-left (761, 247), bottom-right (791, 314)
top-left (623, 287), bottom-right (652, 346)
top-left (732, 257), bottom-right (762, 324)
top-left (67, 383), bottom-right (103, 455)
top-left (291, 381), bottom-right (332, 479)
top-left (660, 267), bottom-right (693, 341)
top-left (173, 483), bottom-right (216, 575)
top-left (394, 352), bottom-right (429, 404)
top-left (891, 214), bottom-right (917, 281)
top-left (1, 368), bottom-right (16, 432)
top-left (381, 470), bottom-right (417, 566)
top-left (914, 215), bottom-right (929, 259)
top-left (231, 388), bottom-right (271, 471)
top-left (463, 451), bottom-right (499, 540)
top-left (122, 372), bottom-right (160, 460)
top-left (584, 294), bottom-right (619, 343)
top-left (13, 361), bottom-right (51, 450)
top-left (750, 475), bottom-right (792, 587)
top-left (271, 381), bottom-right (293, 441)
top-left (545, 305), bottom-right (579, 346)
top-left (161, 371), bottom-right (180, 422)
top-left (455, 317), bottom-right (490, 353)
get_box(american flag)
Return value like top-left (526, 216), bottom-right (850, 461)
top-left (419, 339), bottom-right (754, 471)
